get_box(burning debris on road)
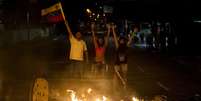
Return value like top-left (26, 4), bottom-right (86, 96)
top-left (65, 88), bottom-right (141, 101)
top-left (50, 87), bottom-right (167, 101)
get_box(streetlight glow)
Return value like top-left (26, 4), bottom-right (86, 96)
top-left (86, 8), bottom-right (91, 13)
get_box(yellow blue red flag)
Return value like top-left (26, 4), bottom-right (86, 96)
top-left (41, 2), bottom-right (62, 16)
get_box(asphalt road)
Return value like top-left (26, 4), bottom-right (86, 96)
top-left (0, 38), bottom-right (201, 101)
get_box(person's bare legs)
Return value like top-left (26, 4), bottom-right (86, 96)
top-left (121, 64), bottom-right (128, 82)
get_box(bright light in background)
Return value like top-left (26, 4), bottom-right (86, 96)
top-left (103, 5), bottom-right (113, 13)
top-left (103, 13), bottom-right (105, 17)
top-left (194, 20), bottom-right (201, 23)
top-left (97, 14), bottom-right (100, 18)
top-left (192, 17), bottom-right (201, 23)
top-left (93, 13), bottom-right (95, 16)
top-left (86, 8), bottom-right (92, 13)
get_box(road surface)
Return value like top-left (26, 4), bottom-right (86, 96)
top-left (0, 38), bottom-right (201, 101)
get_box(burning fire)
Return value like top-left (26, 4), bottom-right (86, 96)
top-left (66, 88), bottom-right (110, 101)
top-left (66, 90), bottom-right (79, 101)
top-left (95, 98), bottom-right (101, 101)
top-left (65, 88), bottom-right (144, 101)
top-left (87, 88), bottom-right (92, 94)
top-left (102, 96), bottom-right (107, 101)
top-left (132, 97), bottom-right (139, 101)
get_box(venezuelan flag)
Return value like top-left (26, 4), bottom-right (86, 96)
top-left (41, 2), bottom-right (64, 23)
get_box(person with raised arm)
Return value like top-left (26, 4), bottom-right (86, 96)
top-left (111, 23), bottom-right (133, 88)
top-left (91, 22), bottom-right (110, 77)
top-left (66, 18), bottom-right (88, 78)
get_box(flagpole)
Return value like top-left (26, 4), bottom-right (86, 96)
top-left (58, 3), bottom-right (70, 32)
top-left (58, 2), bottom-right (72, 63)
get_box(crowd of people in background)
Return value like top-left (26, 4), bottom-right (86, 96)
top-left (127, 21), bottom-right (174, 52)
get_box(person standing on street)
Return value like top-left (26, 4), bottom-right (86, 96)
top-left (111, 23), bottom-right (133, 89)
top-left (91, 22), bottom-right (111, 78)
top-left (66, 18), bottom-right (88, 79)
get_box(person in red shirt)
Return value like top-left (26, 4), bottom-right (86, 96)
top-left (91, 22), bottom-right (110, 77)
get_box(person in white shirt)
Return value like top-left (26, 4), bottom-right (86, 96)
top-left (66, 18), bottom-right (88, 78)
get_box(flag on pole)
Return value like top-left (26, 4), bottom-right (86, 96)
top-left (47, 11), bottom-right (63, 23)
top-left (41, 2), bottom-right (69, 34)
top-left (41, 3), bottom-right (62, 16)
top-left (41, 2), bottom-right (64, 23)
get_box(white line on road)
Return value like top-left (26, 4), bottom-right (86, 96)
top-left (157, 81), bottom-right (169, 91)
top-left (137, 65), bottom-right (145, 73)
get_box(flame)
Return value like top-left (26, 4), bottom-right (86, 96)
top-left (81, 94), bottom-right (85, 98)
top-left (132, 96), bottom-right (139, 101)
top-left (66, 88), bottom-right (145, 101)
top-left (66, 89), bottom-right (79, 101)
top-left (95, 98), bottom-right (101, 101)
top-left (87, 88), bottom-right (92, 94)
top-left (102, 96), bottom-right (107, 101)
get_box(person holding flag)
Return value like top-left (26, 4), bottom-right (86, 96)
top-left (41, 2), bottom-right (88, 78)
top-left (65, 18), bottom-right (88, 79)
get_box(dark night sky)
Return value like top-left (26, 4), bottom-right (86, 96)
top-left (1, 0), bottom-right (198, 16)
top-left (1, 0), bottom-right (201, 54)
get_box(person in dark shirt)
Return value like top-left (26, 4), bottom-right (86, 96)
top-left (111, 23), bottom-right (133, 88)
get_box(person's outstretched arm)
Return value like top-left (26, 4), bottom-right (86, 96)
top-left (66, 18), bottom-right (73, 38)
top-left (112, 24), bottom-right (119, 49)
top-left (91, 22), bottom-right (98, 48)
top-left (104, 24), bottom-right (111, 48)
